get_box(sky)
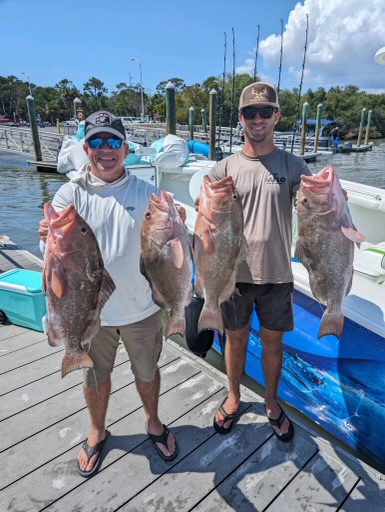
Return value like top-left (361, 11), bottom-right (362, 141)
top-left (1, 0), bottom-right (385, 96)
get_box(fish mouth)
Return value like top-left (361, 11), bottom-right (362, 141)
top-left (301, 164), bottom-right (334, 191)
top-left (44, 203), bottom-right (76, 233)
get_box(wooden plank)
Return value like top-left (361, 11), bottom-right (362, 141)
top-left (0, 368), bottom-right (220, 509)
top-left (0, 323), bottom-right (26, 341)
top-left (340, 477), bottom-right (385, 511)
top-left (0, 349), bottom-right (179, 451)
top-left (265, 450), bottom-right (359, 511)
top-left (192, 427), bottom-right (319, 511)
top-left (0, 340), bottom-right (62, 374)
top-left (0, 328), bottom-right (47, 355)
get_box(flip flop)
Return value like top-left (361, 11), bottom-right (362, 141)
top-left (146, 424), bottom-right (178, 461)
top-left (266, 404), bottom-right (294, 442)
top-left (77, 430), bottom-right (110, 478)
top-left (213, 397), bottom-right (239, 435)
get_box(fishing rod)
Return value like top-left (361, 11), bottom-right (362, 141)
top-left (290, 13), bottom-right (309, 154)
top-left (277, 19), bottom-right (284, 93)
top-left (253, 24), bottom-right (260, 81)
top-left (228, 27), bottom-right (236, 154)
top-left (217, 32), bottom-right (227, 154)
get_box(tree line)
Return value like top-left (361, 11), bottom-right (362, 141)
top-left (1, 74), bottom-right (384, 138)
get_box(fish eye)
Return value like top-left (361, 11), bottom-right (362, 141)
top-left (232, 193), bottom-right (238, 200)
top-left (303, 198), bottom-right (308, 204)
top-left (145, 211), bottom-right (151, 218)
top-left (80, 227), bottom-right (87, 234)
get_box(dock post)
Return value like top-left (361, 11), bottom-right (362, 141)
top-left (189, 106), bottom-right (195, 140)
top-left (201, 108), bottom-right (207, 134)
top-left (300, 102), bottom-right (309, 156)
top-left (314, 103), bottom-right (323, 153)
top-left (364, 109), bottom-right (372, 145)
top-left (357, 108), bottom-right (366, 147)
top-left (165, 82), bottom-right (176, 135)
top-left (26, 95), bottom-right (42, 162)
top-left (209, 89), bottom-right (217, 161)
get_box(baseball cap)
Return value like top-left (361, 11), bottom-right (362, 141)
top-left (239, 82), bottom-right (280, 110)
top-left (84, 111), bottom-right (126, 141)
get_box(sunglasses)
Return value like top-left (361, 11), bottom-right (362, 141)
top-left (241, 107), bottom-right (276, 120)
top-left (88, 137), bottom-right (124, 149)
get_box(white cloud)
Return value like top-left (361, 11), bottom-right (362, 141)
top-left (238, 0), bottom-right (385, 91)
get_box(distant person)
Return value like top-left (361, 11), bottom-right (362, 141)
top-left (331, 126), bottom-right (340, 142)
top-left (199, 82), bottom-right (313, 442)
top-left (39, 110), bottom-right (180, 477)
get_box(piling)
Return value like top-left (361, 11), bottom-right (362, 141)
top-left (357, 108), bottom-right (366, 147)
top-left (314, 103), bottom-right (323, 153)
top-left (201, 108), bottom-right (207, 134)
top-left (56, 118), bottom-right (61, 134)
top-left (165, 82), bottom-right (176, 135)
top-left (189, 107), bottom-right (195, 140)
top-left (209, 89), bottom-right (217, 161)
top-left (300, 102), bottom-right (309, 155)
top-left (26, 95), bottom-right (42, 162)
top-left (364, 109), bottom-right (372, 145)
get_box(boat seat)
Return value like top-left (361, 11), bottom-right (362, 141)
top-left (354, 243), bottom-right (385, 284)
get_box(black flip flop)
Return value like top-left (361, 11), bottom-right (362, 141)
top-left (266, 404), bottom-right (294, 442)
top-left (77, 430), bottom-right (110, 478)
top-left (146, 424), bottom-right (178, 461)
top-left (213, 397), bottom-right (239, 435)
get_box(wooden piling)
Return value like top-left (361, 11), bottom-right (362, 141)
top-left (357, 108), bottom-right (366, 147)
top-left (165, 82), bottom-right (176, 135)
top-left (314, 103), bottom-right (323, 153)
top-left (364, 109), bottom-right (372, 145)
top-left (189, 106), bottom-right (195, 140)
top-left (26, 95), bottom-right (42, 162)
top-left (201, 108), bottom-right (207, 133)
top-left (300, 102), bottom-right (309, 156)
top-left (209, 89), bottom-right (217, 161)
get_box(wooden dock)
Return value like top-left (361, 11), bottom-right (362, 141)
top-left (1, 242), bottom-right (385, 510)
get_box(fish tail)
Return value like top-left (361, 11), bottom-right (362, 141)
top-left (318, 311), bottom-right (344, 339)
top-left (166, 314), bottom-right (186, 337)
top-left (61, 351), bottom-right (94, 378)
top-left (198, 304), bottom-right (223, 334)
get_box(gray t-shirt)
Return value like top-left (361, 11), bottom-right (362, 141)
top-left (209, 148), bottom-right (312, 284)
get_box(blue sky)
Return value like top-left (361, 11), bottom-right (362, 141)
top-left (1, 0), bottom-right (385, 95)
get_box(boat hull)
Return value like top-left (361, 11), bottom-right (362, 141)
top-left (213, 288), bottom-right (385, 471)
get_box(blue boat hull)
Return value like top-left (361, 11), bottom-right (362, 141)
top-left (213, 289), bottom-right (385, 470)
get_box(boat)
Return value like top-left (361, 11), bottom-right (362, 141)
top-left (61, 136), bottom-right (385, 471)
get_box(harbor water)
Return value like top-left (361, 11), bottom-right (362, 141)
top-left (1, 140), bottom-right (384, 258)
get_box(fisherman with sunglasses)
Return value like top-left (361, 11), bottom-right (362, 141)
top-left (39, 111), bottom-right (179, 477)
top-left (208, 82), bottom-right (313, 441)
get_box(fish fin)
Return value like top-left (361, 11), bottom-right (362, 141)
top-left (318, 310), bottom-right (344, 339)
top-left (62, 351), bottom-right (94, 378)
top-left (237, 235), bottom-right (249, 264)
top-left (96, 268), bottom-right (116, 312)
top-left (202, 228), bottom-right (216, 255)
top-left (166, 313), bottom-right (186, 337)
top-left (42, 268), bottom-right (47, 293)
top-left (340, 225), bottom-right (365, 245)
top-left (294, 242), bottom-right (304, 262)
top-left (51, 265), bottom-right (68, 298)
top-left (47, 324), bottom-right (62, 347)
top-left (170, 239), bottom-right (184, 269)
top-left (198, 304), bottom-right (224, 334)
top-left (140, 256), bottom-right (167, 307)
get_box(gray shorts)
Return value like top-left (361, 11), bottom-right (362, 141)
top-left (221, 283), bottom-right (294, 332)
top-left (84, 310), bottom-right (163, 388)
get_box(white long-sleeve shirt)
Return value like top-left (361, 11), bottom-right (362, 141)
top-left (50, 164), bottom-right (160, 326)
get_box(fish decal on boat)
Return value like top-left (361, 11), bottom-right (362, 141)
top-left (194, 175), bottom-right (247, 334)
top-left (140, 190), bottom-right (194, 337)
top-left (43, 203), bottom-right (116, 377)
top-left (295, 164), bottom-right (365, 339)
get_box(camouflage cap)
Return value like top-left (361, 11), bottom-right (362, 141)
top-left (239, 82), bottom-right (279, 110)
top-left (85, 110), bottom-right (126, 141)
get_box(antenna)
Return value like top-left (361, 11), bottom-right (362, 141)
top-left (253, 25), bottom-right (260, 81)
top-left (218, 32), bottom-right (227, 150)
top-left (228, 27), bottom-right (236, 154)
top-left (277, 19), bottom-right (284, 93)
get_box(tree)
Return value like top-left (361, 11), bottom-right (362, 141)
top-left (83, 77), bottom-right (108, 111)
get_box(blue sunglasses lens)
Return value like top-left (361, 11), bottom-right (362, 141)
top-left (88, 137), bottom-right (123, 149)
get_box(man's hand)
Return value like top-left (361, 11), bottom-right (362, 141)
top-left (38, 219), bottom-right (49, 244)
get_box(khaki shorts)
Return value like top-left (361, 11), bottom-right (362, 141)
top-left (221, 283), bottom-right (294, 332)
top-left (84, 311), bottom-right (163, 388)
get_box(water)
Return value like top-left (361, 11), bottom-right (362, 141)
top-left (1, 140), bottom-right (384, 258)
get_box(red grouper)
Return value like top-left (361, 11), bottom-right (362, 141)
top-left (140, 190), bottom-right (194, 337)
top-left (295, 164), bottom-right (365, 339)
top-left (194, 175), bottom-right (248, 334)
top-left (43, 203), bottom-right (116, 377)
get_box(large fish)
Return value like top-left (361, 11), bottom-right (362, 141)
top-left (140, 190), bottom-right (194, 337)
top-left (43, 203), bottom-right (116, 377)
top-left (194, 175), bottom-right (247, 334)
top-left (295, 164), bottom-right (365, 339)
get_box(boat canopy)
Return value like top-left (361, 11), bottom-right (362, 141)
top-left (297, 118), bottom-right (337, 136)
